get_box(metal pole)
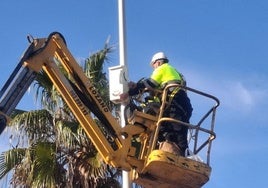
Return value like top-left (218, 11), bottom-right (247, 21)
top-left (118, 0), bottom-right (131, 187)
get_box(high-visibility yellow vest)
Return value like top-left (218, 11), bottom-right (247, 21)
top-left (150, 63), bottom-right (185, 89)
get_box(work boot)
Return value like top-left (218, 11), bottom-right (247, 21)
top-left (159, 141), bottom-right (183, 156)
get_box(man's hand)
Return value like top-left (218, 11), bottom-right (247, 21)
top-left (119, 92), bottom-right (129, 101)
top-left (118, 81), bottom-right (136, 102)
top-left (128, 81), bottom-right (136, 89)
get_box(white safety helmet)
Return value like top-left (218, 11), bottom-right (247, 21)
top-left (150, 52), bottom-right (168, 65)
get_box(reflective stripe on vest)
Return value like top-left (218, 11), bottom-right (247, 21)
top-left (150, 63), bottom-right (183, 88)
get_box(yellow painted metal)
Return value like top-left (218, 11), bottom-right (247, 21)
top-left (23, 33), bottom-right (132, 170)
top-left (11, 32), bottom-right (218, 187)
top-left (133, 150), bottom-right (211, 188)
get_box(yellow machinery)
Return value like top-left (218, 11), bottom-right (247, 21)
top-left (0, 32), bottom-right (219, 188)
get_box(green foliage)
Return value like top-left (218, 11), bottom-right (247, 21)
top-left (0, 148), bottom-right (26, 178)
top-left (0, 41), bottom-right (121, 187)
top-left (84, 43), bottom-right (116, 109)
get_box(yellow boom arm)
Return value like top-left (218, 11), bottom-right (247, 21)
top-left (0, 32), bottom-right (220, 188)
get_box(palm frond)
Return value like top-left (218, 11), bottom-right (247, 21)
top-left (34, 71), bottom-right (62, 111)
top-left (55, 120), bottom-right (79, 150)
top-left (84, 42), bottom-right (114, 82)
top-left (1, 40), bottom-right (121, 188)
top-left (10, 109), bottom-right (54, 144)
top-left (0, 148), bottom-right (26, 178)
top-left (68, 147), bottom-right (106, 187)
top-left (8, 142), bottom-right (65, 188)
top-left (10, 109), bottom-right (27, 119)
top-left (84, 43), bottom-right (116, 109)
top-left (31, 142), bottom-right (58, 188)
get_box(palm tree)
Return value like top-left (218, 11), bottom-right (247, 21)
top-left (0, 41), bottom-right (121, 188)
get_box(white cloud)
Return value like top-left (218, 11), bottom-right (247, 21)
top-left (226, 82), bottom-right (253, 110)
top-left (182, 66), bottom-right (268, 115)
top-left (222, 80), bottom-right (268, 114)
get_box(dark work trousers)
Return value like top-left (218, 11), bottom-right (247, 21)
top-left (160, 90), bottom-right (193, 155)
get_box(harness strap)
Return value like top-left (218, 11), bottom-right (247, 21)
top-left (170, 86), bottom-right (180, 99)
top-left (166, 87), bottom-right (188, 117)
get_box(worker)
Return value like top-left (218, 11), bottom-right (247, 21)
top-left (120, 52), bottom-right (193, 156)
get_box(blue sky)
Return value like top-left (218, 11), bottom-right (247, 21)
top-left (1, 0), bottom-right (268, 187)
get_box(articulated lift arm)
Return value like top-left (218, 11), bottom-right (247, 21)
top-left (0, 42), bottom-right (38, 133)
top-left (0, 32), bottom-right (147, 171)
top-left (0, 32), bottom-right (220, 188)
